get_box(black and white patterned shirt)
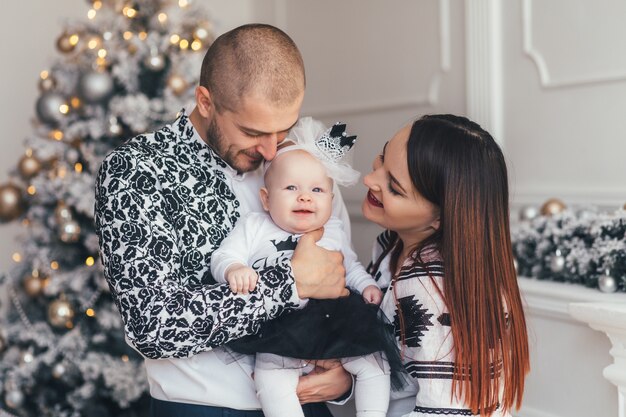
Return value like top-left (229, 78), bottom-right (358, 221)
top-left (94, 110), bottom-right (351, 409)
top-left (373, 231), bottom-right (509, 417)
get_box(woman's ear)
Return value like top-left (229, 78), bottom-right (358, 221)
top-left (195, 86), bottom-right (213, 118)
top-left (431, 217), bottom-right (441, 231)
top-left (259, 188), bottom-right (270, 212)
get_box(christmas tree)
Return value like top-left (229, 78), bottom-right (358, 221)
top-left (0, 1), bottom-right (213, 415)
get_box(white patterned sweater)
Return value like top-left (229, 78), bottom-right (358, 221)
top-left (371, 231), bottom-right (509, 417)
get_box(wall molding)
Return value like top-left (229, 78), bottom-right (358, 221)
top-left (465, 0), bottom-right (503, 143)
top-left (518, 278), bottom-right (626, 322)
top-left (522, 0), bottom-right (626, 89)
top-left (512, 185), bottom-right (626, 209)
top-left (276, 0), bottom-right (451, 118)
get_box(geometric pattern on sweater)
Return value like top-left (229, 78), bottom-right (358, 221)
top-left (393, 295), bottom-right (434, 348)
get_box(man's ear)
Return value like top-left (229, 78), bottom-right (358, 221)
top-left (195, 86), bottom-right (214, 118)
top-left (259, 187), bottom-right (270, 212)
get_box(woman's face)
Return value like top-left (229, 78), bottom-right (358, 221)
top-left (362, 124), bottom-right (440, 248)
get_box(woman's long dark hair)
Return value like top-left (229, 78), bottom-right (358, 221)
top-left (396, 114), bottom-right (529, 414)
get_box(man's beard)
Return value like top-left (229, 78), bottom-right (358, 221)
top-left (205, 116), bottom-right (263, 173)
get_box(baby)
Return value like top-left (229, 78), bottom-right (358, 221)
top-left (211, 118), bottom-right (401, 417)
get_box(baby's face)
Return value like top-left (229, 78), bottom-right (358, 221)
top-left (261, 150), bottom-right (333, 234)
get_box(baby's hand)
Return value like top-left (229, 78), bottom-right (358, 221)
top-left (362, 285), bottom-right (383, 305)
top-left (226, 265), bottom-right (258, 294)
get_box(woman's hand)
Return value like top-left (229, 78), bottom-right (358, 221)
top-left (296, 360), bottom-right (352, 404)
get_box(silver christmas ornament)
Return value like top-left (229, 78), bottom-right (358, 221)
top-left (48, 298), bottom-right (75, 328)
top-left (519, 205), bottom-right (538, 221)
top-left (36, 91), bottom-right (67, 125)
top-left (79, 70), bottom-right (114, 104)
top-left (59, 219), bottom-right (81, 243)
top-left (52, 362), bottom-right (66, 379)
top-left (4, 389), bottom-right (24, 409)
top-left (598, 271), bottom-right (618, 293)
top-left (144, 52), bottom-right (166, 71)
top-left (20, 350), bottom-right (34, 364)
top-left (549, 250), bottom-right (565, 273)
top-left (107, 116), bottom-right (123, 136)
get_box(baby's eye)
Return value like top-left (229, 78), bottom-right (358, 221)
top-left (312, 187), bottom-right (323, 193)
top-left (285, 185), bottom-right (297, 191)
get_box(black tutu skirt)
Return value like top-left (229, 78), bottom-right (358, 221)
top-left (228, 292), bottom-right (407, 390)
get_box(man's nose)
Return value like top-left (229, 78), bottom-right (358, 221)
top-left (256, 135), bottom-right (278, 161)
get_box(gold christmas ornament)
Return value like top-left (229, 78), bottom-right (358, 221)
top-left (540, 198), bottom-right (566, 216)
top-left (59, 219), bottom-right (81, 243)
top-left (54, 202), bottom-right (73, 223)
top-left (56, 33), bottom-right (76, 53)
top-left (0, 183), bottom-right (25, 222)
top-left (39, 75), bottom-right (57, 92)
top-left (18, 154), bottom-right (43, 179)
top-left (48, 298), bottom-right (75, 328)
top-left (23, 273), bottom-right (45, 297)
top-left (167, 73), bottom-right (188, 96)
top-left (52, 362), bottom-right (67, 379)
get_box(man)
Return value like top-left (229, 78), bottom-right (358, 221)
top-left (95, 24), bottom-right (352, 416)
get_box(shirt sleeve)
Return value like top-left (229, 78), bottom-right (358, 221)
top-left (341, 231), bottom-right (378, 294)
top-left (210, 214), bottom-right (255, 284)
top-left (95, 147), bottom-right (303, 360)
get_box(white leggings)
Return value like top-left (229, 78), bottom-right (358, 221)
top-left (254, 353), bottom-right (390, 417)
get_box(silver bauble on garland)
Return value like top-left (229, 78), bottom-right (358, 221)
top-left (79, 70), bottom-right (114, 104)
top-left (36, 91), bottom-right (67, 125)
top-left (107, 116), bottom-right (123, 136)
top-left (598, 271), bottom-right (618, 293)
top-left (54, 202), bottom-right (73, 223)
top-left (0, 183), bottom-right (25, 222)
top-left (48, 298), bottom-right (75, 328)
top-left (549, 249), bottom-right (565, 273)
top-left (519, 205), bottom-right (539, 221)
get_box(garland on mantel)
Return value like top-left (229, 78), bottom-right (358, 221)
top-left (512, 199), bottom-right (626, 293)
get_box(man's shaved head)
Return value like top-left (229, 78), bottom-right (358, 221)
top-left (199, 24), bottom-right (305, 113)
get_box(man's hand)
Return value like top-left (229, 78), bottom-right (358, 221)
top-left (291, 228), bottom-right (349, 299)
top-left (362, 285), bottom-right (383, 305)
top-left (225, 264), bottom-right (258, 294)
top-left (296, 360), bottom-right (352, 404)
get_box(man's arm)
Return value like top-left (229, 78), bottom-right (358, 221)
top-left (95, 148), bottom-right (302, 359)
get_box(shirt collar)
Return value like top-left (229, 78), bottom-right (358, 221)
top-left (174, 108), bottom-right (255, 181)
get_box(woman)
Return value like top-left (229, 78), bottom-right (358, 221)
top-left (362, 115), bottom-right (530, 416)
